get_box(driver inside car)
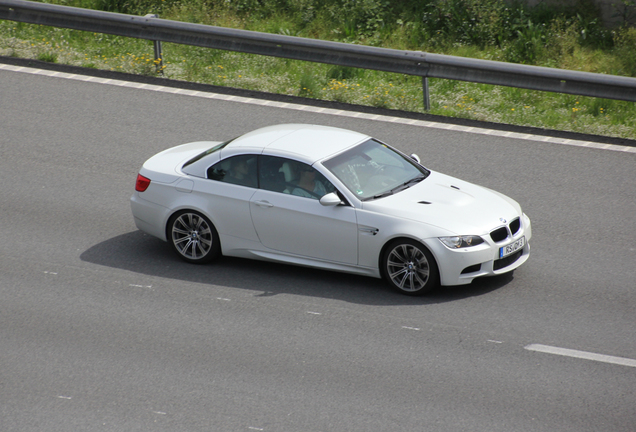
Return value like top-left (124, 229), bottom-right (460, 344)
top-left (292, 165), bottom-right (327, 199)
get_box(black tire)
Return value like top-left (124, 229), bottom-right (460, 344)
top-left (167, 210), bottom-right (220, 264)
top-left (382, 239), bottom-right (439, 295)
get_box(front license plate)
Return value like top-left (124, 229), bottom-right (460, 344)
top-left (499, 236), bottom-right (525, 258)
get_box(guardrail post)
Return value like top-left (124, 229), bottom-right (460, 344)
top-left (144, 14), bottom-right (163, 74)
top-left (422, 76), bottom-right (430, 111)
top-left (153, 39), bottom-right (163, 74)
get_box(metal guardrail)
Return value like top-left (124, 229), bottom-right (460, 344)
top-left (1, 0), bottom-right (636, 107)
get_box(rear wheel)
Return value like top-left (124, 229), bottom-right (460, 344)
top-left (168, 210), bottom-right (220, 264)
top-left (382, 239), bottom-right (438, 295)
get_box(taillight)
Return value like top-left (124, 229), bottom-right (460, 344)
top-left (135, 174), bottom-right (151, 192)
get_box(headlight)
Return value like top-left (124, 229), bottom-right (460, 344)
top-left (439, 235), bottom-right (484, 249)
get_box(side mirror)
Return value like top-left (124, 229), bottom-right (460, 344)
top-left (319, 192), bottom-right (343, 207)
top-left (410, 153), bottom-right (421, 164)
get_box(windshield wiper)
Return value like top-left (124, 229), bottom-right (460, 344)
top-left (402, 174), bottom-right (427, 187)
top-left (370, 175), bottom-right (427, 200)
top-left (371, 190), bottom-right (394, 200)
top-left (390, 174), bottom-right (427, 193)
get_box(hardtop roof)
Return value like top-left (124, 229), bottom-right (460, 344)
top-left (227, 124), bottom-right (369, 163)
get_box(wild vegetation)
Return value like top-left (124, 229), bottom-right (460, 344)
top-left (1, 0), bottom-right (635, 139)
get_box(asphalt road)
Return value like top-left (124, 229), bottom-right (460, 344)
top-left (1, 67), bottom-right (635, 432)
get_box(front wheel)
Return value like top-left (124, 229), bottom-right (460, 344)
top-left (382, 239), bottom-right (438, 295)
top-left (168, 210), bottom-right (220, 264)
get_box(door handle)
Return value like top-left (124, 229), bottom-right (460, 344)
top-left (254, 200), bottom-right (274, 208)
top-left (358, 226), bottom-right (379, 235)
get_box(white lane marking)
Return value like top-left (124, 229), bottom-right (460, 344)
top-left (217, 297), bottom-right (231, 301)
top-left (44, 271), bottom-right (58, 275)
top-left (57, 395), bottom-right (72, 399)
top-left (488, 340), bottom-right (503, 344)
top-left (402, 326), bottom-right (421, 331)
top-left (152, 411), bottom-right (167, 415)
top-left (129, 284), bottom-right (152, 288)
top-left (1, 64), bottom-right (633, 154)
top-left (306, 311), bottom-right (322, 315)
top-left (525, 344), bottom-right (636, 368)
top-left (248, 427), bottom-right (264, 431)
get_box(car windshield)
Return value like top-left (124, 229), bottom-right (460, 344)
top-left (322, 139), bottom-right (430, 201)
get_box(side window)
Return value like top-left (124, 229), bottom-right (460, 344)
top-left (207, 154), bottom-right (257, 188)
top-left (259, 155), bottom-right (335, 200)
top-left (258, 156), bottom-right (287, 193)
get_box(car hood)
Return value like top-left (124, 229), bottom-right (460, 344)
top-left (361, 171), bottom-right (522, 236)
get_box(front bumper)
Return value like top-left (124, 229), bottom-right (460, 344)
top-left (425, 213), bottom-right (532, 286)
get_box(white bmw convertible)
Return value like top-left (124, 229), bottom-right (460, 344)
top-left (131, 124), bottom-right (531, 295)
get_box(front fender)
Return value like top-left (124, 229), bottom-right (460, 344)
top-left (355, 209), bottom-right (451, 270)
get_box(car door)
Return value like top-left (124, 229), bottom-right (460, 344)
top-left (194, 154), bottom-right (260, 243)
top-left (249, 155), bottom-right (358, 265)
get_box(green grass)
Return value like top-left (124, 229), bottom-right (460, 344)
top-left (1, 0), bottom-right (635, 140)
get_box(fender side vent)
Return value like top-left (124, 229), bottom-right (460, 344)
top-left (451, 185), bottom-right (460, 190)
top-left (418, 201), bottom-right (432, 205)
